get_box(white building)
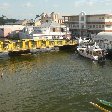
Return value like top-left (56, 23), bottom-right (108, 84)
top-left (63, 12), bottom-right (112, 37)
top-left (0, 25), bottom-right (25, 38)
top-left (19, 21), bottom-right (71, 40)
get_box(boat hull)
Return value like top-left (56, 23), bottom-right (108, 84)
top-left (77, 48), bottom-right (99, 60)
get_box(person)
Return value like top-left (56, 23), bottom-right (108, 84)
top-left (1, 72), bottom-right (3, 78)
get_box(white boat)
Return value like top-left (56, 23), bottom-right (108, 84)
top-left (77, 42), bottom-right (105, 61)
top-left (75, 37), bottom-right (94, 46)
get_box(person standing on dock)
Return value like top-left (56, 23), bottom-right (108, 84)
top-left (0, 68), bottom-right (4, 79)
top-left (1, 72), bottom-right (3, 78)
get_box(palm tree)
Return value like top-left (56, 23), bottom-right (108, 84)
top-left (35, 15), bottom-right (40, 20)
top-left (2, 15), bottom-right (8, 19)
top-left (0, 15), bottom-right (6, 25)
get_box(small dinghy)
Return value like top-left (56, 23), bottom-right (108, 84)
top-left (97, 98), bottom-right (112, 108)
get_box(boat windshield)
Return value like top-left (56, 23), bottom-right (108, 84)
top-left (79, 49), bottom-right (84, 53)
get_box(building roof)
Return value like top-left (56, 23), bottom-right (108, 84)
top-left (14, 20), bottom-right (25, 25)
top-left (86, 14), bottom-right (112, 17)
top-left (62, 13), bottom-right (112, 17)
top-left (95, 32), bottom-right (112, 40)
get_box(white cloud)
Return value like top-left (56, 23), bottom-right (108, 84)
top-left (23, 2), bottom-right (33, 8)
top-left (44, 0), bottom-right (49, 3)
top-left (74, 1), bottom-right (81, 7)
top-left (86, 1), bottom-right (94, 6)
top-left (74, 0), bottom-right (96, 7)
top-left (73, 0), bottom-right (112, 9)
top-left (53, 4), bottom-right (59, 8)
top-left (0, 3), bottom-right (10, 9)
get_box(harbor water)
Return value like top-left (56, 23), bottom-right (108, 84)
top-left (0, 51), bottom-right (112, 112)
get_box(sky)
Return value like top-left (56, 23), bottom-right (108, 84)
top-left (0, 0), bottom-right (112, 19)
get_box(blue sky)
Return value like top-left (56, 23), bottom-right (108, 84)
top-left (0, 0), bottom-right (112, 19)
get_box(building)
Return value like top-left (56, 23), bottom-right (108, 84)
top-left (19, 20), bottom-right (71, 40)
top-left (40, 12), bottom-right (64, 25)
top-left (63, 12), bottom-right (112, 37)
top-left (35, 19), bottom-right (41, 26)
top-left (0, 25), bottom-right (25, 38)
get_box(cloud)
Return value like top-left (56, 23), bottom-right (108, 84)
top-left (44, 0), bottom-right (49, 3)
top-left (73, 0), bottom-right (112, 8)
top-left (23, 2), bottom-right (33, 8)
top-left (74, 1), bottom-right (81, 7)
top-left (74, 0), bottom-right (96, 7)
top-left (0, 3), bottom-right (10, 9)
top-left (53, 4), bottom-right (59, 8)
top-left (86, 1), bottom-right (94, 6)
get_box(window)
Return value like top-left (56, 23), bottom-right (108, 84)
top-left (102, 25), bottom-right (104, 28)
top-left (81, 25), bottom-right (84, 28)
top-left (53, 28), bottom-right (55, 32)
top-left (90, 51), bottom-right (92, 55)
top-left (81, 17), bottom-right (84, 21)
top-left (106, 25), bottom-right (111, 28)
top-left (0, 28), bottom-right (4, 31)
top-left (93, 51), bottom-right (97, 56)
top-left (99, 25), bottom-right (101, 28)
top-left (86, 50), bottom-right (89, 54)
top-left (96, 25), bottom-right (98, 28)
top-left (79, 49), bottom-right (84, 53)
top-left (93, 25), bottom-right (95, 28)
top-left (72, 24), bottom-right (74, 28)
top-left (61, 28), bottom-right (64, 32)
top-left (89, 25), bottom-right (92, 28)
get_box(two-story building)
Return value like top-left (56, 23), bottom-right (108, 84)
top-left (63, 12), bottom-right (112, 38)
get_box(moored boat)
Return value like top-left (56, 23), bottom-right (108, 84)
top-left (77, 42), bottom-right (106, 61)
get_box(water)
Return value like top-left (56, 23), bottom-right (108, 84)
top-left (0, 51), bottom-right (112, 112)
